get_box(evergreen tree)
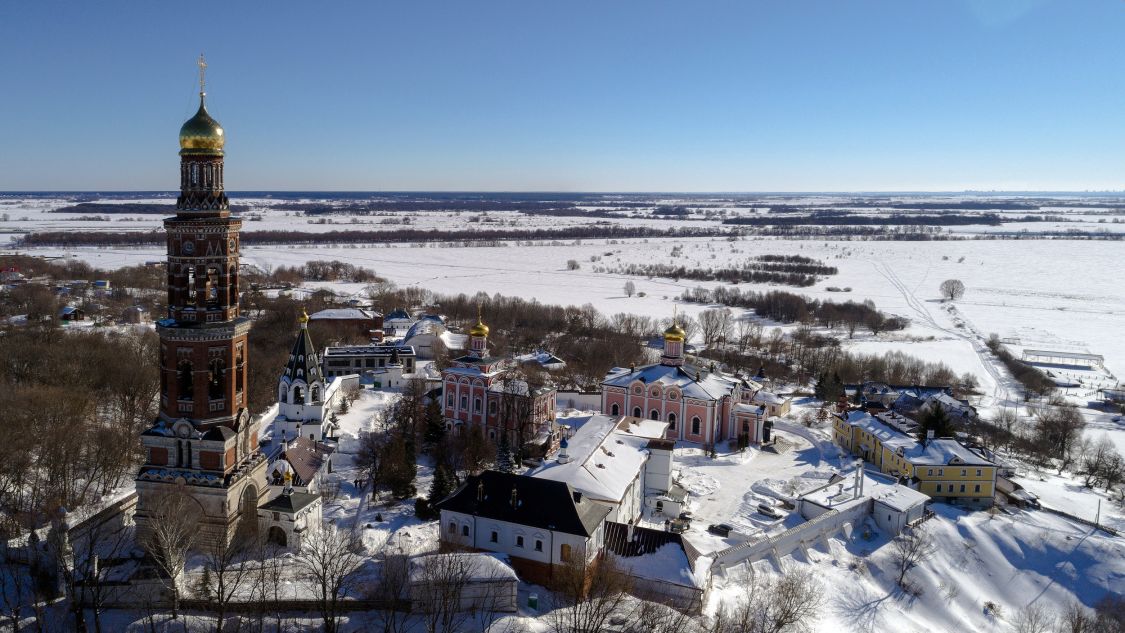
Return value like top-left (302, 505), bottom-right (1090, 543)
top-left (338, 398), bottom-right (349, 414)
top-left (917, 405), bottom-right (953, 443)
top-left (422, 400), bottom-right (446, 451)
top-left (429, 464), bottom-right (453, 504)
top-left (496, 433), bottom-right (515, 474)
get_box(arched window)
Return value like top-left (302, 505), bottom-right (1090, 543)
top-left (208, 359), bottom-right (225, 399)
top-left (650, 409), bottom-right (659, 420)
top-left (294, 386), bottom-right (305, 405)
top-left (177, 360), bottom-right (193, 399)
top-left (206, 266), bottom-right (220, 304)
top-left (186, 266), bottom-right (197, 304)
top-left (668, 412), bottom-right (677, 429)
top-left (310, 385), bottom-right (320, 402)
top-left (610, 403), bottom-right (620, 416)
top-left (474, 397), bottom-right (482, 413)
top-left (236, 349), bottom-right (245, 394)
top-left (632, 407), bottom-right (642, 418)
top-left (691, 417), bottom-right (701, 435)
top-left (279, 383), bottom-right (287, 403)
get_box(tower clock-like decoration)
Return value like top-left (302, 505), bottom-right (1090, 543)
top-left (135, 57), bottom-right (268, 548)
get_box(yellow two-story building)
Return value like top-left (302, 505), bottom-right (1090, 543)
top-left (834, 410), bottom-right (996, 508)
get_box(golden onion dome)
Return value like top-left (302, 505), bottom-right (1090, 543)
top-left (179, 95), bottom-right (225, 154)
top-left (663, 322), bottom-right (686, 342)
top-left (297, 308), bottom-right (310, 325)
top-left (469, 317), bottom-right (490, 338)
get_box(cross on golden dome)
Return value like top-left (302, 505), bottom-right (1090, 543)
top-left (198, 53), bottom-right (207, 96)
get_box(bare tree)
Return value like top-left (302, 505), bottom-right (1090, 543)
top-left (550, 555), bottom-right (631, 633)
top-left (698, 308), bottom-right (733, 349)
top-left (939, 279), bottom-right (966, 301)
top-left (1011, 602), bottom-right (1056, 633)
top-left (710, 567), bottom-right (824, 633)
top-left (890, 526), bottom-right (936, 588)
top-left (624, 281), bottom-right (636, 298)
top-left (201, 537), bottom-right (254, 633)
top-left (413, 553), bottom-right (475, 633)
top-left (1057, 600), bottom-right (1096, 633)
top-left (142, 490), bottom-right (200, 619)
top-left (372, 551), bottom-right (414, 633)
top-left (293, 523), bottom-right (366, 633)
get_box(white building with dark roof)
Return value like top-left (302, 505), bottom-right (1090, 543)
top-left (436, 470), bottom-right (610, 585)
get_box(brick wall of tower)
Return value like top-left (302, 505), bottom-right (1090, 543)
top-left (159, 332), bottom-right (248, 423)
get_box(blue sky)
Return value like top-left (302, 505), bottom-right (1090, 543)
top-left (2, 0), bottom-right (1123, 192)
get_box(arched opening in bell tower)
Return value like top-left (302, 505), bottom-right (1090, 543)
top-left (177, 360), bottom-right (194, 400)
top-left (208, 358), bottom-right (226, 399)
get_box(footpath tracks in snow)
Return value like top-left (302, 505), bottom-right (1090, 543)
top-left (872, 260), bottom-right (1014, 408)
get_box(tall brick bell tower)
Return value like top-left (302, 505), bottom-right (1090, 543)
top-left (135, 56), bottom-right (268, 548)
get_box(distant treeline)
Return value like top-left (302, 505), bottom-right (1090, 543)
top-left (681, 286), bottom-right (908, 333)
top-left (283, 200), bottom-right (582, 214)
top-left (606, 255), bottom-right (837, 288)
top-left (17, 224), bottom-right (734, 248)
top-left (51, 202), bottom-right (249, 214)
top-left (763, 201), bottom-right (1040, 211)
top-left (724, 212), bottom-right (1006, 226)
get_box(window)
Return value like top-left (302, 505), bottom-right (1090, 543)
top-left (610, 403), bottom-right (619, 416)
top-left (208, 358), bottom-right (226, 399)
top-left (974, 484), bottom-right (981, 493)
top-left (668, 412), bottom-right (677, 428)
top-left (177, 360), bottom-right (193, 398)
top-left (650, 409), bottom-right (659, 420)
top-left (474, 398), bottom-right (482, 413)
top-left (976, 469), bottom-right (982, 477)
top-left (560, 543), bottom-right (572, 562)
top-left (488, 401), bottom-right (497, 415)
top-left (691, 417), bottom-right (701, 435)
top-left (927, 469), bottom-right (933, 476)
top-left (632, 407), bottom-right (642, 418)
top-left (938, 469), bottom-right (944, 476)
top-left (447, 395), bottom-right (454, 407)
top-left (936, 484), bottom-right (943, 493)
top-left (273, 512), bottom-right (279, 521)
top-left (462, 525), bottom-right (469, 537)
top-left (960, 484), bottom-right (966, 493)
top-left (516, 536), bottom-right (524, 548)
top-left (448, 522), bottom-right (456, 533)
top-left (961, 469), bottom-right (967, 477)
top-left (460, 396), bottom-right (468, 410)
top-left (534, 540), bottom-right (543, 552)
top-left (490, 531), bottom-right (498, 543)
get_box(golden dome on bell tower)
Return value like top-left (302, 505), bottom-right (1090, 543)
top-left (179, 54), bottom-right (225, 155)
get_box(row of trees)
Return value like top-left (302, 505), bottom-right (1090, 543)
top-left (605, 255), bottom-right (837, 288)
top-left (986, 335), bottom-right (1057, 397)
top-left (679, 287), bottom-right (908, 336)
top-left (18, 224), bottom-right (735, 248)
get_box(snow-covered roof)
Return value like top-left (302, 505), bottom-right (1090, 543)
top-left (440, 332), bottom-right (467, 350)
top-left (530, 414), bottom-right (667, 504)
top-left (752, 390), bottom-right (788, 406)
top-left (801, 470), bottom-right (927, 513)
top-left (842, 411), bottom-right (994, 467)
top-left (408, 553), bottom-right (518, 583)
top-left (309, 308), bottom-right (377, 321)
top-left (603, 362), bottom-right (742, 402)
top-left (403, 318), bottom-right (443, 341)
top-left (384, 308), bottom-right (412, 321)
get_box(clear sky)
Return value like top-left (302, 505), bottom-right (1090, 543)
top-left (2, 0), bottom-right (1123, 192)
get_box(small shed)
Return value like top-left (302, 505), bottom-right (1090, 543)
top-left (408, 553), bottom-right (518, 614)
top-left (59, 306), bottom-right (85, 322)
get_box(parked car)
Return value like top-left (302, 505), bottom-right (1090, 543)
top-left (670, 518), bottom-right (690, 534)
top-left (707, 523), bottom-right (734, 537)
top-left (758, 502), bottom-right (783, 519)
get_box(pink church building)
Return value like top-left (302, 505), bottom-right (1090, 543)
top-left (601, 320), bottom-right (771, 446)
top-left (441, 315), bottom-right (558, 455)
